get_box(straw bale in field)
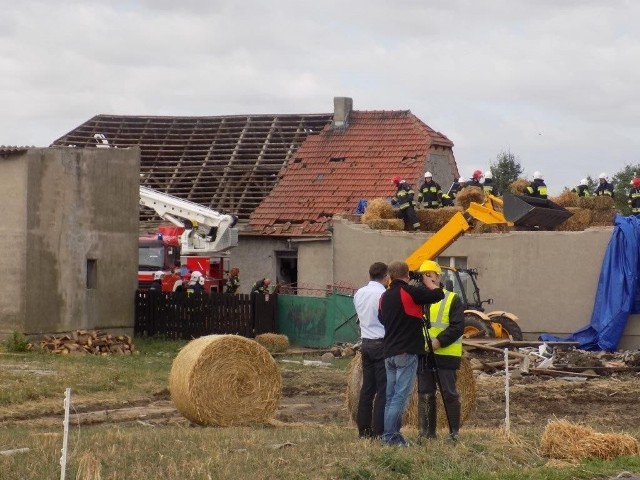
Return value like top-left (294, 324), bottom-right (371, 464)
top-left (589, 209), bottom-right (616, 227)
top-left (365, 218), bottom-right (405, 231)
top-left (255, 333), bottom-right (290, 353)
top-left (554, 208), bottom-right (592, 231)
top-left (169, 334), bottom-right (281, 426)
top-left (361, 198), bottom-right (397, 223)
top-left (551, 191), bottom-right (579, 208)
top-left (456, 187), bottom-right (484, 210)
top-left (541, 419), bottom-right (639, 461)
top-left (509, 179), bottom-right (529, 195)
top-left (416, 207), bottom-right (460, 232)
top-left (346, 353), bottom-right (476, 430)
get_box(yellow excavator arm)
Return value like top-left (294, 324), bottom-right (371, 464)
top-left (405, 195), bottom-right (511, 271)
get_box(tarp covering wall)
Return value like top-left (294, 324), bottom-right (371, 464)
top-left (277, 293), bottom-right (358, 348)
top-left (540, 214), bottom-right (640, 351)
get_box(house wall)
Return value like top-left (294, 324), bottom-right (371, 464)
top-left (0, 147), bottom-right (140, 338)
top-left (295, 239), bottom-right (332, 294)
top-left (230, 236), bottom-right (290, 293)
top-left (328, 217), bottom-right (640, 350)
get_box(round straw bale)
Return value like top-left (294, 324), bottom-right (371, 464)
top-left (361, 198), bottom-right (397, 223)
top-left (456, 187), bottom-right (484, 210)
top-left (551, 191), bottom-right (578, 208)
top-left (169, 335), bottom-right (282, 426)
top-left (589, 209), bottom-right (616, 227)
top-left (346, 353), bottom-right (476, 430)
top-left (554, 208), bottom-right (592, 231)
top-left (509, 179), bottom-right (529, 195)
top-left (365, 218), bottom-right (405, 231)
top-left (541, 419), bottom-right (639, 461)
top-left (255, 333), bottom-right (290, 353)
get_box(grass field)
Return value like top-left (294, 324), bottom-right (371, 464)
top-left (1, 338), bottom-right (639, 480)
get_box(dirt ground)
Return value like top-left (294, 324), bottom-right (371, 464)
top-left (2, 353), bottom-right (639, 433)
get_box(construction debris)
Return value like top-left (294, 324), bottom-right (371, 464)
top-left (33, 330), bottom-right (135, 356)
top-left (463, 339), bottom-right (640, 377)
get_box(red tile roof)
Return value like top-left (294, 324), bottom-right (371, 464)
top-left (249, 110), bottom-right (455, 234)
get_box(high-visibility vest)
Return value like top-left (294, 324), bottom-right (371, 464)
top-left (424, 291), bottom-right (462, 358)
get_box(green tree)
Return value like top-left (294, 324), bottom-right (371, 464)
top-left (612, 164), bottom-right (640, 213)
top-left (489, 149), bottom-right (523, 195)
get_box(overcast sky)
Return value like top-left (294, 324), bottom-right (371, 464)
top-left (3, 0), bottom-right (640, 193)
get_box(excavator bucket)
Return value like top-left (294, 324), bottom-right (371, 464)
top-left (502, 193), bottom-right (573, 228)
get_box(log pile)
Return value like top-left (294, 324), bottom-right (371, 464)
top-left (33, 330), bottom-right (135, 355)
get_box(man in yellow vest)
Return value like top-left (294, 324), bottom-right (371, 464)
top-left (416, 260), bottom-right (465, 441)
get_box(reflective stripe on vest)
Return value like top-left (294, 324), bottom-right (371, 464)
top-left (538, 186), bottom-right (548, 197)
top-left (426, 291), bottom-right (461, 358)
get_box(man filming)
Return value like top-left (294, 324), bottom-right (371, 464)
top-left (416, 261), bottom-right (465, 442)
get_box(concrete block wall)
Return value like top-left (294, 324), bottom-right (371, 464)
top-left (0, 147), bottom-right (139, 338)
top-left (321, 217), bottom-right (639, 350)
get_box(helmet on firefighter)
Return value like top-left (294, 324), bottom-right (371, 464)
top-left (633, 177), bottom-right (640, 188)
top-left (424, 171), bottom-right (433, 178)
top-left (418, 260), bottom-right (442, 275)
top-left (484, 171), bottom-right (492, 180)
top-left (153, 271), bottom-right (164, 281)
top-left (533, 171), bottom-right (543, 180)
top-left (189, 271), bottom-right (203, 284)
top-left (392, 175), bottom-right (401, 185)
top-left (580, 178), bottom-right (588, 186)
top-left (198, 275), bottom-right (205, 286)
top-left (472, 170), bottom-right (483, 180)
top-left (598, 172), bottom-right (607, 180)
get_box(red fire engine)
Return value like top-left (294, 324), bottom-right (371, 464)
top-left (137, 187), bottom-right (238, 293)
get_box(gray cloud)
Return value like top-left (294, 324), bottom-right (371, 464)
top-left (2, 0), bottom-right (640, 191)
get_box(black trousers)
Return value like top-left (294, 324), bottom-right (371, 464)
top-left (417, 360), bottom-right (459, 404)
top-left (357, 339), bottom-right (387, 437)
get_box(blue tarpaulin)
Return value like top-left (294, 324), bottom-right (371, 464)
top-left (539, 214), bottom-right (640, 351)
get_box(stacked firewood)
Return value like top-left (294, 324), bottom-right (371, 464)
top-left (34, 330), bottom-right (135, 355)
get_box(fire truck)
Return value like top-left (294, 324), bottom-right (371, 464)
top-left (138, 186), bottom-right (239, 293)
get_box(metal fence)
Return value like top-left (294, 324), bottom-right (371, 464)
top-left (135, 291), bottom-right (277, 339)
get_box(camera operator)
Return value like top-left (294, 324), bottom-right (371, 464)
top-left (416, 261), bottom-right (465, 442)
top-left (378, 260), bottom-right (444, 446)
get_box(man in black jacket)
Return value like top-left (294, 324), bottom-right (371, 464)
top-left (379, 261), bottom-right (444, 446)
top-left (416, 261), bottom-right (465, 442)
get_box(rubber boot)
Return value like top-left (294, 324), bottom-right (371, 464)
top-left (418, 394), bottom-right (437, 440)
top-left (447, 399), bottom-right (461, 442)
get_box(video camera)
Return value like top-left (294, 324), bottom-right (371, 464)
top-left (408, 270), bottom-right (423, 282)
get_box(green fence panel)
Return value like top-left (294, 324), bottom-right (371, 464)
top-left (277, 293), bottom-right (358, 348)
top-left (329, 293), bottom-right (359, 344)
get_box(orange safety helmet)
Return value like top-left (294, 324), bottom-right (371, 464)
top-left (392, 175), bottom-right (401, 185)
top-left (633, 177), bottom-right (640, 188)
top-left (472, 170), bottom-right (483, 180)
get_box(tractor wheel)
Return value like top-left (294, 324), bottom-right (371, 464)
top-left (492, 315), bottom-right (523, 341)
top-left (463, 314), bottom-right (495, 339)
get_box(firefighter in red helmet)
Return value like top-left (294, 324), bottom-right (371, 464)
top-left (628, 177), bottom-right (640, 215)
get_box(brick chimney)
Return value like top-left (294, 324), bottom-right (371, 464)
top-left (333, 97), bottom-right (353, 130)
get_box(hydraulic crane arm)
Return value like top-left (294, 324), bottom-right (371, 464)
top-left (406, 196), bottom-right (511, 271)
top-left (139, 186), bottom-right (238, 254)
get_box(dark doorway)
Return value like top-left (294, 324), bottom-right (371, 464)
top-left (276, 252), bottom-right (298, 291)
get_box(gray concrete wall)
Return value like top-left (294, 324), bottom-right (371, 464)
top-left (0, 147), bottom-right (139, 337)
top-left (0, 155), bottom-right (28, 330)
top-left (230, 236), bottom-right (290, 294)
top-left (295, 239), bottom-right (332, 295)
top-left (330, 217), bottom-right (640, 350)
